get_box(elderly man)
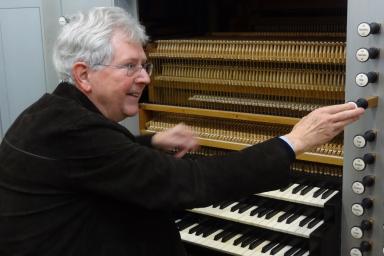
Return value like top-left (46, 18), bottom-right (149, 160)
top-left (0, 6), bottom-right (363, 256)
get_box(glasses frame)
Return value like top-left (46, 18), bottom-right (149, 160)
top-left (95, 62), bottom-right (153, 77)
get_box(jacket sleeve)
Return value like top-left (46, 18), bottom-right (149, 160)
top-left (135, 134), bottom-right (154, 147)
top-left (64, 117), bottom-right (294, 211)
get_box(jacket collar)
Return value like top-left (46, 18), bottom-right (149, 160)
top-left (52, 82), bottom-right (137, 141)
top-left (53, 82), bottom-right (102, 115)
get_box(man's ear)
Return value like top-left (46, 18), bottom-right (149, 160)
top-left (72, 62), bottom-right (92, 93)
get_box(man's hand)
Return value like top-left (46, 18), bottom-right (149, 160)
top-left (284, 102), bottom-right (365, 155)
top-left (151, 123), bottom-right (199, 158)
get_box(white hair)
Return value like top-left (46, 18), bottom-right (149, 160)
top-left (53, 7), bottom-right (148, 82)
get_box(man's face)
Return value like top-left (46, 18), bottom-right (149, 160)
top-left (87, 32), bottom-right (150, 122)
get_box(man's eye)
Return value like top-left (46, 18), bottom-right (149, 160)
top-left (125, 63), bottom-right (136, 69)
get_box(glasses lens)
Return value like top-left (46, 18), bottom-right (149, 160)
top-left (145, 63), bottom-right (153, 76)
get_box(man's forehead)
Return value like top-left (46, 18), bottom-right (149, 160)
top-left (111, 34), bottom-right (146, 62)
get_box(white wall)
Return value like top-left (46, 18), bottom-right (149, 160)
top-left (0, 0), bottom-right (140, 140)
top-left (0, 0), bottom-right (48, 138)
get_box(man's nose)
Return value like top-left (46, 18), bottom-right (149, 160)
top-left (135, 69), bottom-right (151, 85)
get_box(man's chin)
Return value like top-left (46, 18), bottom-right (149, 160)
top-left (123, 107), bottom-right (139, 117)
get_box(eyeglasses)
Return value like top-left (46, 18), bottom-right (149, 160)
top-left (95, 62), bottom-right (153, 76)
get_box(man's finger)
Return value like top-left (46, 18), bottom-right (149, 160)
top-left (174, 148), bottom-right (189, 158)
top-left (319, 102), bottom-right (360, 114)
top-left (331, 107), bottom-right (365, 122)
top-left (334, 116), bottom-right (361, 130)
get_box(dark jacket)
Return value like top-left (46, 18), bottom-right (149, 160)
top-left (0, 82), bottom-right (294, 256)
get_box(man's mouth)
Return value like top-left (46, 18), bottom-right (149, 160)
top-left (127, 92), bottom-right (140, 98)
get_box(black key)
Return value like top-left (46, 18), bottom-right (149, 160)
top-left (188, 223), bottom-right (204, 234)
top-left (292, 248), bottom-right (308, 256)
top-left (277, 205), bottom-right (295, 222)
top-left (219, 200), bottom-right (236, 209)
top-left (300, 185), bottom-right (314, 195)
top-left (248, 230), bottom-right (268, 250)
top-left (299, 215), bottom-right (313, 227)
top-left (313, 187), bottom-right (327, 198)
top-left (286, 212), bottom-right (300, 224)
top-left (307, 218), bottom-right (322, 229)
top-left (284, 247), bottom-right (301, 256)
top-left (261, 234), bottom-right (280, 253)
top-left (284, 239), bottom-right (304, 256)
top-left (177, 221), bottom-right (195, 231)
top-left (221, 230), bottom-right (238, 243)
top-left (195, 224), bottom-right (212, 236)
top-left (278, 205), bottom-right (302, 223)
top-left (233, 231), bottom-right (252, 246)
top-left (202, 226), bottom-right (219, 237)
top-left (288, 238), bottom-right (302, 247)
top-left (321, 189), bottom-right (336, 199)
top-left (249, 237), bottom-right (265, 250)
top-left (250, 201), bottom-right (269, 216)
top-left (176, 216), bottom-right (198, 231)
top-left (303, 207), bottom-right (316, 215)
top-left (198, 219), bottom-right (218, 236)
top-left (253, 206), bottom-right (268, 217)
top-left (241, 234), bottom-right (260, 248)
top-left (238, 203), bottom-right (254, 214)
top-left (278, 211), bottom-right (294, 223)
top-left (231, 198), bottom-right (250, 212)
top-left (280, 183), bottom-right (292, 192)
top-left (214, 229), bottom-right (230, 241)
top-left (296, 209), bottom-right (317, 227)
top-left (253, 203), bottom-right (269, 216)
top-left (265, 209), bottom-right (280, 219)
top-left (261, 240), bottom-right (279, 253)
top-left (212, 201), bottom-right (222, 208)
top-left (258, 207), bottom-right (274, 218)
top-left (271, 241), bottom-right (288, 255)
top-left (230, 202), bottom-right (243, 212)
top-left (249, 206), bottom-right (261, 216)
top-left (292, 183), bottom-right (306, 194)
top-left (215, 199), bottom-right (235, 208)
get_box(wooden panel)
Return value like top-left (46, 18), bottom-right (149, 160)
top-left (140, 103), bottom-right (300, 126)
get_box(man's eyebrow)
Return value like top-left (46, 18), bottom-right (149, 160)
top-left (119, 58), bottom-right (148, 64)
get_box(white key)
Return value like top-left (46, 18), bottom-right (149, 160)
top-left (263, 210), bottom-right (287, 230)
top-left (275, 245), bottom-right (293, 256)
top-left (193, 205), bottom-right (221, 216)
top-left (244, 203), bottom-right (274, 227)
top-left (218, 202), bottom-right (241, 219)
top-left (280, 183), bottom-right (301, 200)
top-left (289, 248), bottom-right (310, 256)
top-left (199, 228), bottom-right (225, 249)
top-left (238, 205), bottom-right (259, 223)
top-left (221, 233), bottom-right (249, 255)
top-left (285, 215), bottom-right (308, 234)
top-left (180, 223), bottom-right (200, 242)
top-left (262, 182), bottom-right (297, 198)
top-left (260, 242), bottom-right (281, 256)
top-left (272, 212), bottom-right (297, 233)
top-left (292, 186), bottom-right (316, 203)
top-left (308, 188), bottom-right (329, 205)
top-left (258, 188), bottom-right (283, 198)
top-left (300, 220), bottom-right (324, 237)
top-left (258, 183), bottom-right (339, 208)
top-left (256, 209), bottom-right (278, 227)
top-left (316, 190), bottom-right (339, 206)
top-left (243, 240), bottom-right (271, 256)
top-left (295, 217), bottom-right (319, 236)
top-left (300, 186), bottom-right (322, 205)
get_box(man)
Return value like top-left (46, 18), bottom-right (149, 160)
top-left (0, 7), bottom-right (364, 256)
